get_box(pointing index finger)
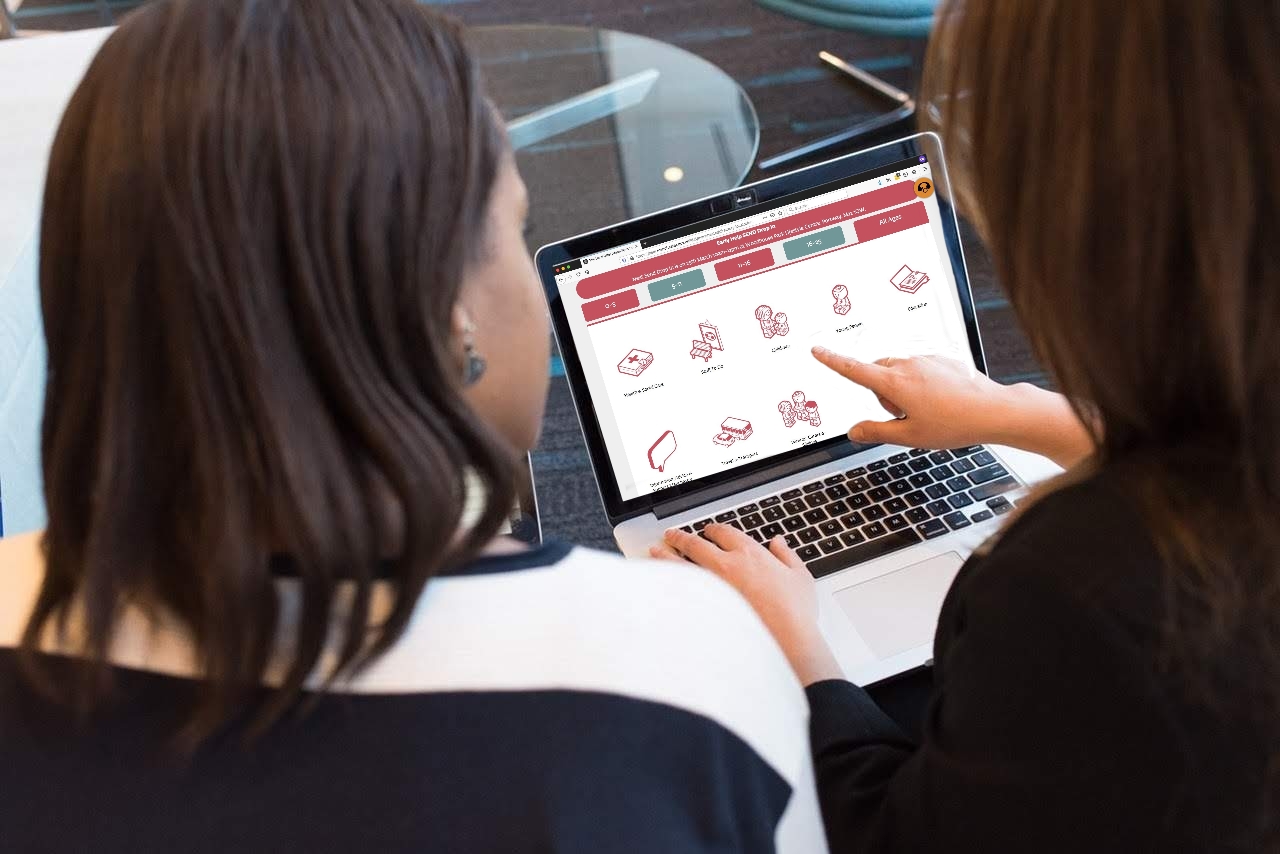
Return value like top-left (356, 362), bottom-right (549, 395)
top-left (812, 346), bottom-right (893, 394)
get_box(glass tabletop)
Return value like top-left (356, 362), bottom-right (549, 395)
top-left (469, 25), bottom-right (760, 252)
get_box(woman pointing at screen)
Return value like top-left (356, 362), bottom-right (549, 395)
top-left (658, 1), bottom-right (1280, 850)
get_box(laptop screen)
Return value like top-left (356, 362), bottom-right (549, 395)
top-left (550, 156), bottom-right (975, 503)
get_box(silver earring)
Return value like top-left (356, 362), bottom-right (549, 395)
top-left (462, 318), bottom-right (487, 386)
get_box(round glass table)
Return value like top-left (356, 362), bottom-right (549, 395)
top-left (470, 25), bottom-right (760, 252)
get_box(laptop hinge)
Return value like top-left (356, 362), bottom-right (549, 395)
top-left (651, 444), bottom-right (863, 520)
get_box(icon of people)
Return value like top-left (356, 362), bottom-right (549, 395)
top-left (832, 284), bottom-right (851, 315)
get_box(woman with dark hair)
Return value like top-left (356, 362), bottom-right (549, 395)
top-left (659, 1), bottom-right (1280, 851)
top-left (0, 1), bottom-right (827, 850)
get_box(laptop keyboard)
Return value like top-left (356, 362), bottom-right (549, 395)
top-left (678, 446), bottom-right (1021, 579)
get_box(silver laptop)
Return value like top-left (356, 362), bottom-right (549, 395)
top-left (536, 133), bottom-right (1059, 685)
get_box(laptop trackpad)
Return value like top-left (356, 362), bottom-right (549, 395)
top-left (832, 552), bottom-right (965, 660)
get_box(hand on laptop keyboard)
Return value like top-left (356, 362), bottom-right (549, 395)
top-left (653, 522), bottom-right (844, 686)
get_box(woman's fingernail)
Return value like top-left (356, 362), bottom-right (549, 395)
top-left (850, 426), bottom-right (865, 441)
top-left (812, 345), bottom-right (828, 355)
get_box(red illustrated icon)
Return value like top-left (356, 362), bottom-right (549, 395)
top-left (617, 348), bottom-right (654, 376)
top-left (712, 417), bottom-right (753, 447)
top-left (648, 430), bottom-right (678, 472)
top-left (832, 284), bottom-right (851, 315)
top-left (890, 264), bottom-right (930, 294)
top-left (690, 320), bottom-right (724, 362)
top-left (754, 305), bottom-right (791, 339)
top-left (778, 390), bottom-right (821, 428)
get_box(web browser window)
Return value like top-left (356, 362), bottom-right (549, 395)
top-left (554, 159), bottom-right (972, 501)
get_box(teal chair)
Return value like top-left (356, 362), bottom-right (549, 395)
top-left (754, 0), bottom-right (939, 169)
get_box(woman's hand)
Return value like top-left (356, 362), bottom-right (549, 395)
top-left (812, 347), bottom-right (1094, 469)
top-left (651, 524), bottom-right (844, 686)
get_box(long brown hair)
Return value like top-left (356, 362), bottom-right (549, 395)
top-left (924, 0), bottom-right (1280, 836)
top-left (25, 0), bottom-right (516, 743)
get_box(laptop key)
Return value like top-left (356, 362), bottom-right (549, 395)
top-left (760, 496), bottom-right (782, 508)
top-left (784, 533), bottom-right (800, 548)
top-left (847, 477), bottom-right (870, 492)
top-left (925, 483), bottom-right (950, 499)
top-left (888, 452), bottom-right (910, 463)
top-left (783, 516), bottom-right (806, 532)
top-left (846, 466), bottom-right (868, 477)
top-left (783, 499), bottom-right (806, 515)
top-left (817, 536), bottom-right (843, 555)
top-left (840, 530), bottom-right (866, 547)
top-left (950, 445), bottom-right (983, 456)
top-left (867, 460), bottom-right (889, 471)
top-left (819, 519), bottom-right (843, 537)
top-left (947, 493), bottom-right (975, 509)
top-left (738, 502), bottom-right (759, 514)
top-left (971, 509), bottom-right (994, 523)
top-left (889, 479), bottom-right (912, 496)
top-left (868, 486), bottom-right (892, 502)
top-left (804, 493), bottom-right (829, 508)
top-left (727, 520), bottom-right (744, 531)
top-left (823, 474), bottom-right (846, 485)
top-left (928, 450), bottom-right (954, 464)
top-left (885, 497), bottom-right (908, 513)
top-left (943, 511), bottom-right (972, 530)
top-left (925, 500), bottom-right (951, 517)
top-left (972, 450), bottom-right (996, 466)
top-left (740, 512), bottom-right (765, 529)
top-left (826, 499), bottom-right (850, 516)
top-left (905, 490), bottom-right (928, 507)
top-left (918, 519), bottom-right (948, 539)
top-left (849, 493), bottom-right (871, 509)
top-left (679, 525), bottom-right (695, 534)
top-left (763, 505), bottom-right (786, 522)
top-left (905, 507), bottom-right (930, 523)
top-left (908, 448), bottom-right (930, 457)
top-left (798, 526), bottom-right (823, 544)
top-left (806, 529), bottom-right (923, 580)
top-left (693, 519), bottom-right (712, 531)
top-left (885, 514), bottom-right (909, 531)
top-left (950, 458), bottom-right (975, 474)
top-left (909, 472), bottom-right (933, 488)
top-left (781, 488), bottom-right (803, 500)
top-left (946, 476), bottom-right (972, 493)
top-left (839, 512), bottom-right (865, 529)
top-left (761, 523), bottom-right (785, 539)
top-left (908, 457), bottom-right (932, 472)
top-left (747, 529), bottom-right (766, 543)
top-left (802, 481), bottom-right (826, 494)
top-left (825, 484), bottom-right (851, 500)
top-left (862, 521), bottom-right (887, 538)
top-left (796, 544), bottom-right (822, 562)
top-left (932, 464), bottom-right (956, 480)
top-left (970, 477), bottom-right (1019, 501)
top-left (863, 505), bottom-right (887, 521)
top-left (968, 464), bottom-right (1009, 485)
top-left (868, 470), bottom-right (891, 485)
top-left (714, 510), bottom-right (737, 523)
top-left (993, 502), bottom-right (1013, 515)
top-left (803, 508), bottom-right (828, 525)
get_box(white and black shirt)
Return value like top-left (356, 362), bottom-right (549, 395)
top-left (0, 532), bottom-right (827, 853)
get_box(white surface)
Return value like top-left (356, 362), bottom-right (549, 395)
top-left (0, 27), bottom-right (112, 535)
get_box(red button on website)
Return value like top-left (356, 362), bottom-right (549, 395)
top-left (714, 248), bottom-right (775, 282)
top-left (852, 200), bottom-right (929, 243)
top-left (581, 288), bottom-right (639, 322)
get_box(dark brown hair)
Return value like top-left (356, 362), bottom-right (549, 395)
top-left (25, 0), bottom-right (515, 743)
top-left (924, 0), bottom-right (1280, 838)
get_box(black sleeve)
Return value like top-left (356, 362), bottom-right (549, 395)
top-left (804, 507), bottom-right (1190, 853)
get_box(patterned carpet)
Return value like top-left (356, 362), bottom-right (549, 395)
top-left (12, 0), bottom-right (1044, 551)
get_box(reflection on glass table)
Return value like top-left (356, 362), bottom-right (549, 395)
top-left (470, 25), bottom-right (760, 250)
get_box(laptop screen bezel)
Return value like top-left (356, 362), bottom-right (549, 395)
top-left (535, 133), bottom-right (986, 524)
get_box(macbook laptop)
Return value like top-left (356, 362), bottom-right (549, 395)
top-left (536, 133), bottom-right (1059, 685)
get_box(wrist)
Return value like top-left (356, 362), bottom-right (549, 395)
top-left (991, 383), bottom-right (1093, 468)
top-left (785, 627), bottom-right (845, 686)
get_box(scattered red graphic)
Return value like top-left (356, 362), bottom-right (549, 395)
top-left (617, 348), bottom-right (654, 376)
top-left (648, 430), bottom-right (678, 472)
top-left (832, 284), bottom-right (851, 315)
top-left (712, 417), bottom-right (754, 447)
top-left (779, 390), bottom-right (821, 428)
top-left (690, 321), bottom-right (724, 362)
top-left (890, 264), bottom-right (930, 294)
top-left (754, 305), bottom-right (791, 339)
